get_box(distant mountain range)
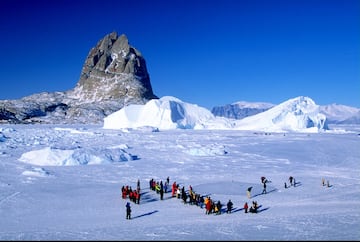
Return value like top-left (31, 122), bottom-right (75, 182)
top-left (0, 31), bottom-right (358, 125)
top-left (212, 102), bottom-right (360, 124)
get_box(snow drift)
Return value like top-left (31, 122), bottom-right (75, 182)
top-left (235, 96), bottom-right (328, 132)
top-left (18, 146), bottom-right (137, 166)
top-left (103, 96), bottom-right (328, 133)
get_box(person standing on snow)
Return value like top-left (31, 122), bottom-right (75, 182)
top-left (126, 202), bottom-right (131, 220)
top-left (289, 176), bottom-right (294, 186)
top-left (262, 181), bottom-right (267, 194)
top-left (247, 187), bottom-right (252, 199)
top-left (227, 199), bottom-right (233, 213)
top-left (160, 185), bottom-right (164, 200)
top-left (244, 202), bottom-right (248, 213)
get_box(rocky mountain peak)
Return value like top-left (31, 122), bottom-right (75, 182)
top-left (69, 31), bottom-right (157, 103)
top-left (0, 31), bottom-right (158, 124)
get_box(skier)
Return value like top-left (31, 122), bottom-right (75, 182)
top-left (226, 199), bottom-right (233, 214)
top-left (126, 202), bottom-right (131, 220)
top-left (284, 182), bottom-right (288, 189)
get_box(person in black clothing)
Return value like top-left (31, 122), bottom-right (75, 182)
top-left (226, 199), bottom-right (233, 213)
top-left (160, 186), bottom-right (164, 200)
top-left (249, 201), bottom-right (258, 213)
top-left (126, 202), bottom-right (131, 220)
top-left (262, 181), bottom-right (267, 194)
top-left (215, 200), bottom-right (222, 215)
top-left (289, 176), bottom-right (294, 186)
top-left (181, 186), bottom-right (187, 204)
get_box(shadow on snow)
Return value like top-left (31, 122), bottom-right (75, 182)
top-left (132, 210), bottom-right (159, 220)
top-left (252, 188), bottom-right (277, 198)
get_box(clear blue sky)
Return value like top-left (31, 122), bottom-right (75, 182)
top-left (1, 0), bottom-right (359, 109)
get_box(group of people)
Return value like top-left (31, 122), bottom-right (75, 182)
top-left (124, 176), bottom-right (271, 220)
top-left (121, 184), bottom-right (141, 204)
top-left (284, 176), bottom-right (296, 188)
top-left (152, 179), bottom-right (235, 216)
top-left (149, 177), bottom-right (170, 200)
top-left (322, 178), bottom-right (331, 187)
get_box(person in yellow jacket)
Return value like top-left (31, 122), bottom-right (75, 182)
top-left (247, 186), bottom-right (252, 199)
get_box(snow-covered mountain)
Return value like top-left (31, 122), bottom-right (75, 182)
top-left (104, 95), bottom-right (329, 133)
top-left (0, 32), bottom-right (356, 126)
top-left (234, 96), bottom-right (328, 132)
top-left (212, 101), bottom-right (360, 124)
top-left (319, 104), bottom-right (360, 124)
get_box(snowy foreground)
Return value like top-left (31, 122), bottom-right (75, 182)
top-left (0, 124), bottom-right (359, 240)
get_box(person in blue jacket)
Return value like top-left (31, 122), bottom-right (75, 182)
top-left (126, 202), bottom-right (131, 220)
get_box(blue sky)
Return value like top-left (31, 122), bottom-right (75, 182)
top-left (1, 0), bottom-right (359, 109)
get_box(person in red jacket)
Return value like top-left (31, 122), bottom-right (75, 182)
top-left (244, 202), bottom-right (248, 213)
top-left (172, 182), bottom-right (177, 197)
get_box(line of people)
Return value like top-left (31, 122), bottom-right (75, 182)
top-left (149, 177), bottom-right (262, 216)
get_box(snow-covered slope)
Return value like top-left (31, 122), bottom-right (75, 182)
top-left (320, 104), bottom-right (360, 124)
top-left (212, 101), bottom-right (360, 125)
top-left (234, 96), bottom-right (328, 132)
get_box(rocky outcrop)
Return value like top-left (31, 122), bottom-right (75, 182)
top-left (68, 31), bottom-right (157, 103)
top-left (0, 32), bottom-right (158, 124)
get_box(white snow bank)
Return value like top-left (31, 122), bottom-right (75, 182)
top-left (103, 96), bottom-right (329, 133)
top-left (22, 167), bottom-right (52, 177)
top-left (103, 96), bottom-right (235, 130)
top-left (18, 146), bottom-right (137, 166)
top-left (235, 96), bottom-right (328, 132)
top-left (183, 144), bottom-right (228, 156)
top-left (54, 127), bottom-right (94, 135)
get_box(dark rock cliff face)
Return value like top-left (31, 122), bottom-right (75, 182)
top-left (70, 32), bottom-right (157, 103)
top-left (0, 32), bottom-right (158, 124)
